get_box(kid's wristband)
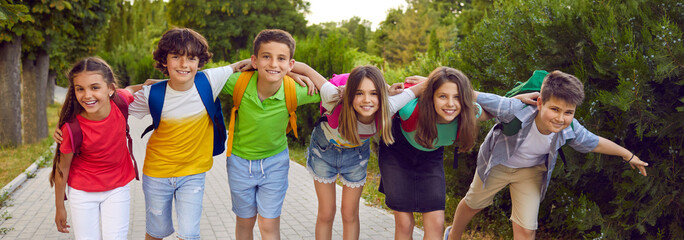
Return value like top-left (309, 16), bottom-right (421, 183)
top-left (625, 153), bottom-right (634, 163)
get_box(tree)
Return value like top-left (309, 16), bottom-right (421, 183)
top-left (166, 0), bottom-right (309, 61)
top-left (0, 0), bottom-right (32, 146)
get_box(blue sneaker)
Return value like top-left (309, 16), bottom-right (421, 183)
top-left (443, 226), bottom-right (452, 240)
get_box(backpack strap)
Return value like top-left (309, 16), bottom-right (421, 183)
top-left (65, 119), bottom-right (82, 157)
top-left (283, 75), bottom-right (298, 138)
top-left (226, 71), bottom-right (253, 156)
top-left (111, 93), bottom-right (140, 180)
top-left (194, 71), bottom-right (227, 156)
top-left (141, 81), bottom-right (168, 137)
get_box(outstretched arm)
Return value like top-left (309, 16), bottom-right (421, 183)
top-left (592, 136), bottom-right (648, 176)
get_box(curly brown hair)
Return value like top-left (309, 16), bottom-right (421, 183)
top-left (153, 28), bottom-right (213, 75)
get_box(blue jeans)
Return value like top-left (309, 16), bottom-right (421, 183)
top-left (306, 125), bottom-right (370, 188)
top-left (227, 148), bottom-right (290, 219)
top-left (142, 173), bottom-right (206, 240)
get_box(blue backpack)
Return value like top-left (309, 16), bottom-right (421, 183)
top-left (141, 71), bottom-right (227, 156)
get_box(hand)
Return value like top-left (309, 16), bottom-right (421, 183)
top-left (55, 207), bottom-right (70, 233)
top-left (626, 155), bottom-right (648, 176)
top-left (388, 82), bottom-right (404, 96)
top-left (53, 128), bottom-right (63, 144)
top-left (404, 75), bottom-right (427, 86)
top-left (143, 79), bottom-right (163, 85)
top-left (287, 71), bottom-right (317, 95)
top-left (514, 92), bottom-right (540, 105)
top-left (231, 59), bottom-right (254, 72)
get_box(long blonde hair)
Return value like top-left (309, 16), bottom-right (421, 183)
top-left (339, 65), bottom-right (394, 146)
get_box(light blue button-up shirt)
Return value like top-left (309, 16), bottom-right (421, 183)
top-left (475, 93), bottom-right (599, 200)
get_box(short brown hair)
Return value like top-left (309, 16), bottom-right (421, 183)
top-left (416, 67), bottom-right (478, 152)
top-left (541, 70), bottom-right (585, 106)
top-left (253, 29), bottom-right (295, 59)
top-left (153, 28), bottom-right (213, 75)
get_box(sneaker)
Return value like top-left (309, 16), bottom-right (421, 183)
top-left (443, 226), bottom-right (452, 240)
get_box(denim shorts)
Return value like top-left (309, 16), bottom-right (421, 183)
top-left (226, 148), bottom-right (290, 219)
top-left (142, 173), bottom-right (206, 240)
top-left (306, 125), bottom-right (371, 188)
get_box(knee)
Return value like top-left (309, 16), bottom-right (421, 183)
top-left (340, 206), bottom-right (359, 224)
top-left (512, 222), bottom-right (536, 239)
top-left (317, 207), bottom-right (336, 224)
top-left (395, 218), bottom-right (415, 233)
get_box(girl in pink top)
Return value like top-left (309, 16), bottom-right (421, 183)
top-left (49, 57), bottom-right (140, 239)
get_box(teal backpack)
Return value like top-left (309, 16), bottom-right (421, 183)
top-left (495, 70), bottom-right (573, 168)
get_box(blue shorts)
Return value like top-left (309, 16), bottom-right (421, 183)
top-left (306, 125), bottom-right (370, 188)
top-left (142, 173), bottom-right (206, 240)
top-left (226, 148), bottom-right (290, 219)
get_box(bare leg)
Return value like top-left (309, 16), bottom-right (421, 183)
top-left (258, 215), bottom-right (281, 240)
top-left (422, 210), bottom-right (445, 240)
top-left (313, 180), bottom-right (336, 240)
top-left (340, 185), bottom-right (363, 240)
top-left (448, 200), bottom-right (482, 240)
top-left (145, 233), bottom-right (162, 240)
top-left (236, 216), bottom-right (257, 240)
top-left (393, 211), bottom-right (415, 240)
top-left (512, 221), bottom-right (535, 240)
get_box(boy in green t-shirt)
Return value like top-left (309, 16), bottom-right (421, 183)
top-left (221, 29), bottom-right (327, 240)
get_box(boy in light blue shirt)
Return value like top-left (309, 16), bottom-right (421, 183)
top-left (445, 70), bottom-right (649, 240)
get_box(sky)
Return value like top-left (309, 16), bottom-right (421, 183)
top-left (304, 0), bottom-right (406, 30)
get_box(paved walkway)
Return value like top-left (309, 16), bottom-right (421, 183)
top-left (0, 86), bottom-right (423, 239)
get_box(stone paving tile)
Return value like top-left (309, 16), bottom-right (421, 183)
top-left (0, 115), bottom-right (423, 239)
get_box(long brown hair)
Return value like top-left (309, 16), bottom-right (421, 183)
top-left (49, 57), bottom-right (119, 187)
top-left (415, 67), bottom-right (478, 151)
top-left (339, 65), bottom-right (394, 146)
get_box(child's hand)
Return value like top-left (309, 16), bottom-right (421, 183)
top-left (627, 155), bottom-right (648, 176)
top-left (404, 75), bottom-right (427, 87)
top-left (514, 92), bottom-right (540, 105)
top-left (53, 128), bottom-right (63, 144)
top-left (55, 207), bottom-right (70, 233)
top-left (287, 72), bottom-right (318, 95)
top-left (231, 59), bottom-right (254, 72)
top-left (389, 82), bottom-right (405, 96)
top-left (144, 79), bottom-right (163, 85)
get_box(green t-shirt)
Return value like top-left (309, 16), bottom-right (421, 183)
top-left (398, 99), bottom-right (481, 152)
top-left (222, 71), bottom-right (321, 160)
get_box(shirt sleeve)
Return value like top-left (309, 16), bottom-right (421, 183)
top-left (388, 90), bottom-right (416, 115)
top-left (567, 119), bottom-right (600, 153)
top-left (319, 82), bottom-right (339, 111)
top-left (221, 72), bottom-right (242, 96)
top-left (398, 99), bottom-right (419, 121)
top-left (116, 89), bottom-right (134, 104)
top-left (476, 92), bottom-right (526, 123)
top-left (203, 65), bottom-right (234, 99)
top-left (295, 80), bottom-right (322, 106)
top-left (474, 102), bottom-right (483, 119)
top-left (128, 85), bottom-right (151, 119)
top-left (59, 124), bottom-right (73, 154)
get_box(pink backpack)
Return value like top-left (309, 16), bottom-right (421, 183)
top-left (319, 74), bottom-right (349, 128)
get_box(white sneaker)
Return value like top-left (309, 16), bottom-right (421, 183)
top-left (443, 226), bottom-right (452, 240)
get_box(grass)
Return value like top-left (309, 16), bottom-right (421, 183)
top-left (0, 103), bottom-right (60, 188)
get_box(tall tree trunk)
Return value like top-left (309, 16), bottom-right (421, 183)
top-left (0, 36), bottom-right (23, 147)
top-left (21, 50), bottom-right (49, 143)
top-left (46, 70), bottom-right (56, 106)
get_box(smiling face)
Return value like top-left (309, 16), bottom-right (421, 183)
top-left (73, 71), bottom-right (114, 121)
top-left (433, 81), bottom-right (461, 124)
top-left (352, 77), bottom-right (380, 124)
top-left (251, 41), bottom-right (295, 84)
top-left (535, 96), bottom-right (576, 134)
top-left (165, 53), bottom-right (199, 90)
